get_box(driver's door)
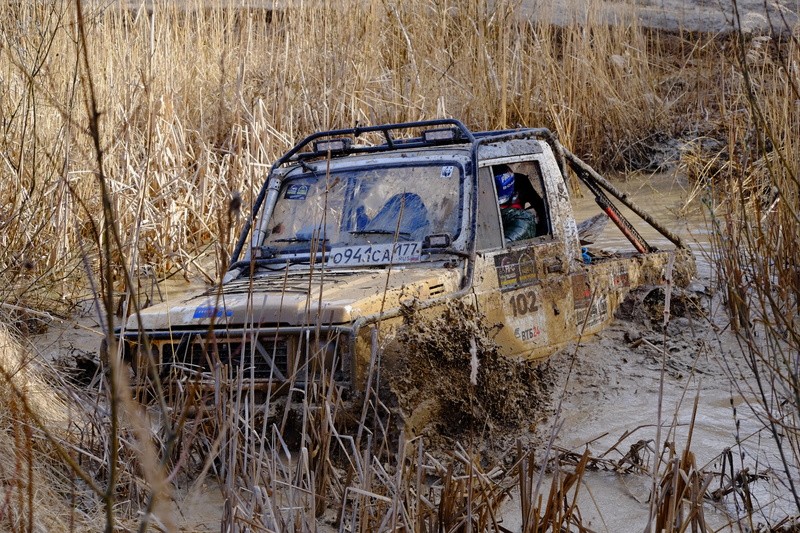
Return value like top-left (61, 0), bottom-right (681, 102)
top-left (472, 155), bottom-right (576, 361)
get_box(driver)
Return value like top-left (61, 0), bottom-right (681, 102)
top-left (359, 192), bottom-right (430, 240)
top-left (494, 165), bottom-right (538, 243)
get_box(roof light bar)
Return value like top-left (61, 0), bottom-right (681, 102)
top-left (314, 138), bottom-right (352, 154)
top-left (422, 127), bottom-right (458, 142)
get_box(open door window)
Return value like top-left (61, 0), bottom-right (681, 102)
top-left (490, 160), bottom-right (552, 244)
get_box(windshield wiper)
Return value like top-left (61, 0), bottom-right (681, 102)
top-left (274, 237), bottom-right (330, 243)
top-left (349, 229), bottom-right (411, 238)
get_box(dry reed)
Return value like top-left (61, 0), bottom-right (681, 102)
top-left (0, 323), bottom-right (105, 532)
top-left (1, 0), bottom-right (727, 314)
top-left (1, 0), bottom-right (798, 531)
top-left (680, 2), bottom-right (800, 523)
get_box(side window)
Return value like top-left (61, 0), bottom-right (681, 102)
top-left (475, 167), bottom-right (504, 251)
top-left (491, 161), bottom-right (551, 244)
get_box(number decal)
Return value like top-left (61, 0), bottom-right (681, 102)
top-left (507, 290), bottom-right (539, 317)
top-left (517, 294), bottom-right (528, 315)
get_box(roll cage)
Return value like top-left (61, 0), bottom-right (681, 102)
top-left (229, 119), bottom-right (568, 272)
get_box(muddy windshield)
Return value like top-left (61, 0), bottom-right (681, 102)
top-left (260, 163), bottom-right (463, 265)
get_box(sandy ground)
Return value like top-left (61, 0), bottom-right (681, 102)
top-left (519, 0), bottom-right (800, 33)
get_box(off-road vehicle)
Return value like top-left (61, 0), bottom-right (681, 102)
top-left (115, 119), bottom-right (694, 394)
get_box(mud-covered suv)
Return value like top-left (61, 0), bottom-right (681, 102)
top-left (116, 119), bottom-right (693, 393)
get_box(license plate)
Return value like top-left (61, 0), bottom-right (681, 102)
top-left (326, 242), bottom-right (422, 267)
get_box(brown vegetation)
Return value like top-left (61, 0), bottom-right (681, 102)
top-left (682, 0), bottom-right (800, 522)
top-left (0, 324), bottom-right (103, 531)
top-left (0, 0), bottom-right (743, 313)
top-left (0, 0), bottom-right (797, 530)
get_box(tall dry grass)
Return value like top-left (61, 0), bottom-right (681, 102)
top-left (0, 323), bottom-right (105, 531)
top-left (680, 9), bottom-right (800, 520)
top-left (0, 0), bottom-right (724, 317)
top-left (1, 0), bottom-right (798, 530)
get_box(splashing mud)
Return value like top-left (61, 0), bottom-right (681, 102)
top-left (383, 299), bottom-right (556, 450)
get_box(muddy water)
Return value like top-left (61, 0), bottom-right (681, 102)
top-left (30, 173), bottom-right (785, 530)
top-left (497, 172), bottom-right (790, 531)
top-left (571, 170), bottom-right (713, 279)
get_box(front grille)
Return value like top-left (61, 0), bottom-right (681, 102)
top-left (162, 335), bottom-right (290, 380)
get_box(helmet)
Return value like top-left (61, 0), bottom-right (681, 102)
top-left (494, 168), bottom-right (515, 206)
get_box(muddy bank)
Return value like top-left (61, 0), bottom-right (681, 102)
top-left (113, 0), bottom-right (799, 33)
top-left (519, 0), bottom-right (799, 33)
top-left (521, 297), bottom-right (796, 530)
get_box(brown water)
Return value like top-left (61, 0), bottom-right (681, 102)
top-left (497, 172), bottom-right (791, 531)
top-left (571, 170), bottom-right (713, 278)
top-left (30, 172), bottom-right (790, 531)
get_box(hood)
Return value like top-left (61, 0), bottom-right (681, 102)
top-left (126, 266), bottom-right (463, 331)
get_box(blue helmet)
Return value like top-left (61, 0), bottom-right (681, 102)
top-left (494, 167), bottom-right (515, 205)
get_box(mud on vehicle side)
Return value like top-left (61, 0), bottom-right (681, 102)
top-left (113, 119), bottom-right (694, 400)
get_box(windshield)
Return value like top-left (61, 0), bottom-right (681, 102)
top-left (259, 162), bottom-right (463, 265)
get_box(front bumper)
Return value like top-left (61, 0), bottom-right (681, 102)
top-left (116, 325), bottom-right (356, 391)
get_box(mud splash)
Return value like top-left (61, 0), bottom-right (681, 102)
top-left (384, 299), bottom-right (555, 450)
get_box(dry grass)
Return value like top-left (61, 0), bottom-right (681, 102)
top-left (0, 324), bottom-right (104, 532)
top-left (1, 0), bottom-right (798, 531)
top-left (679, 4), bottom-right (800, 522)
top-left (0, 0), bottom-right (726, 315)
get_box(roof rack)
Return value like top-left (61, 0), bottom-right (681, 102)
top-left (272, 119), bottom-right (476, 167)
